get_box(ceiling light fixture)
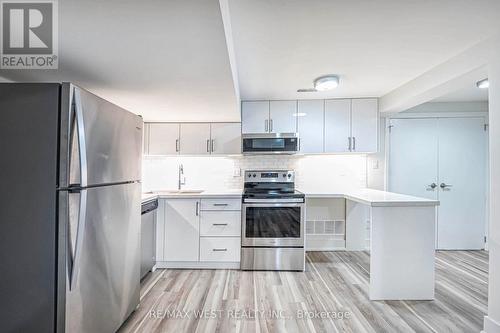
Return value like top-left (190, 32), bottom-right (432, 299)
top-left (297, 74), bottom-right (340, 92)
top-left (476, 78), bottom-right (489, 89)
top-left (314, 75), bottom-right (340, 91)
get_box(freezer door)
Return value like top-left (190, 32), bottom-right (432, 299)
top-left (60, 83), bottom-right (143, 188)
top-left (63, 182), bottom-right (140, 333)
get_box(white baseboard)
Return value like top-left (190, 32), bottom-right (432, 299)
top-left (483, 316), bottom-right (500, 333)
top-left (156, 261), bottom-right (240, 269)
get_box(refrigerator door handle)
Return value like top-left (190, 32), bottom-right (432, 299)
top-left (69, 189), bottom-right (87, 290)
top-left (73, 88), bottom-right (88, 187)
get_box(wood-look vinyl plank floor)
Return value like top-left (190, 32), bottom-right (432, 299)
top-left (119, 251), bottom-right (488, 333)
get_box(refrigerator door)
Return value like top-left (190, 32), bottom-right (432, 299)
top-left (59, 83), bottom-right (143, 188)
top-left (63, 182), bottom-right (141, 333)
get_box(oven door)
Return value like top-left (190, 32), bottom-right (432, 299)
top-left (242, 201), bottom-right (305, 247)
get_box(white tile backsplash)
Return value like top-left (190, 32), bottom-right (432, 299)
top-left (142, 154), bottom-right (368, 192)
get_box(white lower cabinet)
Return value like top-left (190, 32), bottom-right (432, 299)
top-left (200, 210), bottom-right (241, 236)
top-left (200, 237), bottom-right (240, 262)
top-left (157, 197), bottom-right (241, 268)
top-left (164, 199), bottom-right (200, 262)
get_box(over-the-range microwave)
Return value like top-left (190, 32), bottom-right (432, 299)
top-left (242, 133), bottom-right (299, 154)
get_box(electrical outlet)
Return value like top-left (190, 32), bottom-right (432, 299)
top-left (233, 168), bottom-right (241, 177)
top-left (371, 159), bottom-right (379, 169)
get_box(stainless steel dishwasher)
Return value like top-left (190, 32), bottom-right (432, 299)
top-left (141, 198), bottom-right (158, 279)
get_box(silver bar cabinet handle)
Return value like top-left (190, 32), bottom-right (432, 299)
top-left (212, 248), bottom-right (227, 252)
top-left (195, 201), bottom-right (199, 216)
top-left (265, 119), bottom-right (268, 132)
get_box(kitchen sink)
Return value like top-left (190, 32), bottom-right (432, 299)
top-left (156, 190), bottom-right (204, 194)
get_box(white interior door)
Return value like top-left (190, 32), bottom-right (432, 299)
top-left (388, 118), bottom-right (439, 200)
top-left (324, 99), bottom-right (351, 152)
top-left (297, 100), bottom-right (324, 153)
top-left (269, 100), bottom-right (297, 133)
top-left (437, 117), bottom-right (486, 249)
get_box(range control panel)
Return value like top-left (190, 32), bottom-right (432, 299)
top-left (244, 170), bottom-right (295, 183)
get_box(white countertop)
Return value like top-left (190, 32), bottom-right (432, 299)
top-left (142, 189), bottom-right (242, 201)
top-left (300, 188), bottom-right (439, 207)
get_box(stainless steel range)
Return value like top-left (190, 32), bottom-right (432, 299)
top-left (241, 170), bottom-right (305, 271)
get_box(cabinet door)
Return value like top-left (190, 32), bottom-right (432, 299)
top-left (180, 123), bottom-right (211, 155)
top-left (351, 98), bottom-right (378, 152)
top-left (164, 199), bottom-right (200, 262)
top-left (142, 123), bottom-right (149, 155)
top-left (269, 100), bottom-right (297, 133)
top-left (241, 101), bottom-right (269, 133)
top-left (324, 99), bottom-right (351, 152)
top-left (210, 123), bottom-right (241, 154)
top-left (297, 100), bottom-right (324, 153)
top-left (148, 123), bottom-right (180, 155)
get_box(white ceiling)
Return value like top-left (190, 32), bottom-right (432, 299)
top-left (228, 0), bottom-right (500, 101)
top-left (1, 0), bottom-right (499, 120)
top-left (0, 0), bottom-right (239, 122)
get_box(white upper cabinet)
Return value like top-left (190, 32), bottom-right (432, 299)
top-left (297, 100), bottom-right (324, 153)
top-left (210, 123), bottom-right (241, 154)
top-left (180, 123), bottom-right (211, 155)
top-left (142, 123), bottom-right (149, 155)
top-left (269, 100), bottom-right (297, 133)
top-left (351, 99), bottom-right (378, 152)
top-left (148, 123), bottom-right (180, 155)
top-left (241, 101), bottom-right (269, 133)
top-left (324, 99), bottom-right (351, 152)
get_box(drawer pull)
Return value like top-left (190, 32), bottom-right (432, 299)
top-left (212, 248), bottom-right (227, 252)
top-left (213, 203), bottom-right (228, 206)
top-left (213, 223), bottom-right (228, 226)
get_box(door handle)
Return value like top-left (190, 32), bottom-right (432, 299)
top-left (73, 88), bottom-right (88, 187)
top-left (427, 183), bottom-right (437, 190)
top-left (213, 203), bottom-right (228, 206)
top-left (211, 139), bottom-right (215, 153)
top-left (212, 248), bottom-right (227, 252)
top-left (440, 183), bottom-right (453, 189)
top-left (69, 189), bottom-right (87, 290)
top-left (175, 139), bottom-right (180, 152)
top-left (270, 119), bottom-right (273, 132)
top-left (265, 119), bottom-right (269, 132)
top-left (206, 139), bottom-right (210, 153)
top-left (348, 137), bottom-right (352, 151)
top-left (195, 201), bottom-right (199, 216)
top-left (212, 223), bottom-right (228, 226)
top-left (352, 137), bottom-right (356, 151)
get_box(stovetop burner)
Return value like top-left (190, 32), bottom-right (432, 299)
top-left (243, 170), bottom-right (304, 200)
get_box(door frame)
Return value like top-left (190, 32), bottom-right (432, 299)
top-left (385, 112), bottom-right (489, 249)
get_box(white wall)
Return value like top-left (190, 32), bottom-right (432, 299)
top-left (485, 42), bottom-right (500, 333)
top-left (142, 154), bottom-right (368, 192)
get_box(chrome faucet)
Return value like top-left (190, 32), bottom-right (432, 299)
top-left (178, 164), bottom-right (186, 190)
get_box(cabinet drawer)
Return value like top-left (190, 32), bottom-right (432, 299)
top-left (200, 237), bottom-right (241, 262)
top-left (200, 211), bottom-right (241, 236)
top-left (200, 198), bottom-right (241, 211)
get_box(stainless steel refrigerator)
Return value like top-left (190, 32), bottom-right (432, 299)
top-left (0, 83), bottom-right (143, 333)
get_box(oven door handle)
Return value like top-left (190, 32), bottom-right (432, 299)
top-left (243, 198), bottom-right (304, 204)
